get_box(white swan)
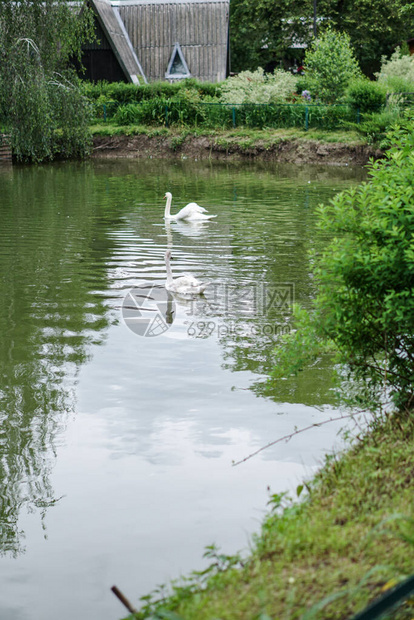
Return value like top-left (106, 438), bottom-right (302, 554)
top-left (164, 192), bottom-right (216, 221)
top-left (164, 249), bottom-right (207, 295)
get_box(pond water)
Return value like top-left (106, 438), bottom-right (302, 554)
top-left (0, 159), bottom-right (366, 620)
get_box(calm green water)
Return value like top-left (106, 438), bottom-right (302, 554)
top-left (0, 159), bottom-right (366, 620)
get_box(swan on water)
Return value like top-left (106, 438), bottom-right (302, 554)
top-left (164, 249), bottom-right (207, 295)
top-left (164, 192), bottom-right (216, 221)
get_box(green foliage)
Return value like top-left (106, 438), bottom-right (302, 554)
top-left (304, 28), bottom-right (362, 103)
top-left (346, 79), bottom-right (387, 112)
top-left (81, 81), bottom-right (140, 105)
top-left (350, 108), bottom-right (402, 146)
top-left (96, 96), bottom-right (360, 132)
top-left (272, 112), bottom-right (414, 412)
top-left (376, 47), bottom-right (414, 86)
top-left (83, 79), bottom-right (221, 105)
top-left (230, 0), bottom-right (414, 78)
top-left (220, 68), bottom-right (297, 104)
top-left (0, 1), bottom-right (94, 162)
top-left (112, 103), bottom-right (143, 125)
top-left (112, 98), bottom-right (208, 128)
top-left (295, 74), bottom-right (314, 97)
top-left (383, 75), bottom-right (414, 95)
top-left (321, 0), bottom-right (414, 77)
top-left (134, 543), bottom-right (244, 619)
top-left (9, 51), bottom-right (53, 163)
top-left (229, 0), bottom-right (311, 73)
top-left (48, 74), bottom-right (92, 159)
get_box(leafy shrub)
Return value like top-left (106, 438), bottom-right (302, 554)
top-left (112, 103), bottom-right (142, 125)
top-left (304, 28), bottom-right (362, 103)
top-left (346, 79), bottom-right (387, 112)
top-left (382, 75), bottom-right (414, 96)
top-left (295, 74), bottom-right (314, 99)
top-left (83, 78), bottom-right (222, 106)
top-left (220, 68), bottom-right (297, 104)
top-left (376, 47), bottom-right (414, 86)
top-left (90, 95), bottom-right (119, 122)
top-left (113, 100), bottom-right (167, 125)
top-left (350, 108), bottom-right (402, 145)
top-left (136, 79), bottom-right (221, 101)
top-left (112, 97), bottom-right (208, 127)
top-left (81, 80), bottom-right (138, 104)
top-left (272, 111), bottom-right (414, 412)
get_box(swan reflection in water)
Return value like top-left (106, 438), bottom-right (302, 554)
top-left (164, 249), bottom-right (208, 297)
top-left (164, 219), bottom-right (213, 246)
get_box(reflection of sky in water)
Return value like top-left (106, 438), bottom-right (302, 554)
top-left (0, 160), bottom-right (366, 620)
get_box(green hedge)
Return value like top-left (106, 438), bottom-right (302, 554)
top-left (82, 78), bottom-right (221, 104)
top-left (105, 100), bottom-right (361, 130)
top-left (84, 80), bottom-right (392, 131)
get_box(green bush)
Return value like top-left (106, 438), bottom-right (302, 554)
top-left (11, 66), bottom-right (53, 162)
top-left (346, 79), bottom-right (387, 112)
top-left (351, 108), bottom-right (402, 145)
top-left (82, 80), bottom-right (138, 104)
top-left (113, 100), bottom-right (167, 125)
top-left (112, 103), bottom-right (142, 125)
top-left (304, 28), bottom-right (362, 103)
top-left (272, 111), bottom-right (414, 412)
top-left (295, 74), bottom-right (314, 99)
top-left (136, 79), bottom-right (221, 101)
top-left (83, 78), bottom-right (222, 106)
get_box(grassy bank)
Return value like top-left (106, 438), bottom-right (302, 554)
top-left (90, 125), bottom-right (366, 145)
top-left (124, 413), bottom-right (414, 620)
top-left (90, 126), bottom-right (377, 164)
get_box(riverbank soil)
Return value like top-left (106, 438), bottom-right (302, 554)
top-left (91, 129), bottom-right (382, 165)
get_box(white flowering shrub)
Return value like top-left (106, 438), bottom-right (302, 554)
top-left (376, 47), bottom-right (414, 86)
top-left (220, 68), bottom-right (297, 104)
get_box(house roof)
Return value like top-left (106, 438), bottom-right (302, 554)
top-left (90, 0), bottom-right (147, 83)
top-left (116, 0), bottom-right (229, 82)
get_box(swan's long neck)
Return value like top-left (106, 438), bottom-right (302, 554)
top-left (165, 254), bottom-right (173, 285)
top-left (164, 194), bottom-right (172, 219)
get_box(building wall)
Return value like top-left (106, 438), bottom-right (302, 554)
top-left (116, 0), bottom-right (229, 82)
top-left (77, 14), bottom-right (128, 82)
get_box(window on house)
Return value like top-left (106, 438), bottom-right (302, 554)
top-left (165, 42), bottom-right (191, 79)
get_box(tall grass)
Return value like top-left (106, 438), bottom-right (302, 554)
top-left (97, 100), bottom-right (363, 131)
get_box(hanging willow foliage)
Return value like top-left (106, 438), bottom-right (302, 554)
top-left (0, 1), bottom-right (95, 163)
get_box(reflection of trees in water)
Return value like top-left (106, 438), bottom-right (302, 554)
top-left (0, 165), bottom-right (119, 557)
top-left (121, 160), bottom-right (364, 406)
top-left (176, 170), bottom-right (354, 407)
top-left (0, 160), bottom-right (363, 556)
